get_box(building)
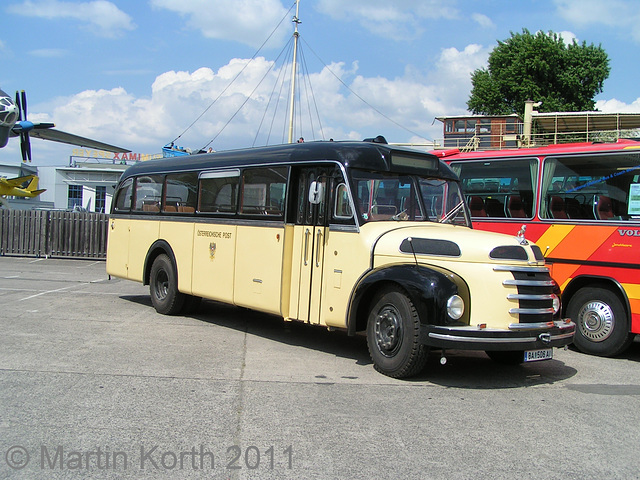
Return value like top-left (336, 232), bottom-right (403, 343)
top-left (435, 114), bottom-right (521, 150)
top-left (37, 157), bottom-right (130, 212)
top-left (2, 151), bottom-right (160, 211)
top-left (436, 101), bottom-right (640, 151)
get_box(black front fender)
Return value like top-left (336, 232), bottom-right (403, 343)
top-left (347, 264), bottom-right (467, 335)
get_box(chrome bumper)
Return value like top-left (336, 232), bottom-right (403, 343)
top-left (421, 319), bottom-right (575, 351)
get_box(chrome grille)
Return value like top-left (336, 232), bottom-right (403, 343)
top-left (494, 265), bottom-right (555, 323)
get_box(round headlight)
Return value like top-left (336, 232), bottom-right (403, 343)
top-left (552, 293), bottom-right (560, 315)
top-left (447, 295), bottom-right (464, 320)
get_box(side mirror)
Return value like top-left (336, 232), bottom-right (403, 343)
top-left (308, 181), bottom-right (324, 205)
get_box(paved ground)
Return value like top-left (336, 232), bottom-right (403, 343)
top-left (0, 256), bottom-right (639, 479)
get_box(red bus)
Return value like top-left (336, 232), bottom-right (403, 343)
top-left (434, 139), bottom-right (640, 356)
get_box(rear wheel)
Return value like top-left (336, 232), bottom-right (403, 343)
top-left (366, 287), bottom-right (429, 378)
top-left (567, 286), bottom-right (634, 356)
top-left (149, 254), bottom-right (185, 315)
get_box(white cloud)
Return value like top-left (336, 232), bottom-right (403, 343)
top-left (150, 0), bottom-right (290, 48)
top-left (7, 0), bottom-right (135, 38)
top-left (471, 13), bottom-right (495, 29)
top-left (24, 40), bottom-right (490, 160)
top-left (554, 0), bottom-right (640, 42)
top-left (557, 31), bottom-right (577, 46)
top-left (596, 98), bottom-right (640, 113)
top-left (316, 0), bottom-right (458, 40)
top-left (29, 48), bottom-right (69, 58)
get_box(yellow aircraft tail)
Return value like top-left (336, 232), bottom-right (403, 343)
top-left (0, 174), bottom-right (46, 198)
top-left (23, 176), bottom-right (46, 196)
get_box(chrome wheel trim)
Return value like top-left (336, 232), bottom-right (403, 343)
top-left (577, 300), bottom-right (615, 342)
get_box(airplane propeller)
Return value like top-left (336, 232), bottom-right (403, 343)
top-left (14, 90), bottom-right (54, 162)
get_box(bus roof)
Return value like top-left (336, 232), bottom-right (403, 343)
top-left (118, 140), bottom-right (458, 182)
top-left (431, 138), bottom-right (640, 161)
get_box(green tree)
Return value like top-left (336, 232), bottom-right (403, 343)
top-left (467, 29), bottom-right (610, 115)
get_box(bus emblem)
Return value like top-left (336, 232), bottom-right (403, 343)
top-left (618, 229), bottom-right (640, 237)
top-left (209, 242), bottom-right (216, 259)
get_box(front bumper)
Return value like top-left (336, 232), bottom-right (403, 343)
top-left (421, 319), bottom-right (575, 351)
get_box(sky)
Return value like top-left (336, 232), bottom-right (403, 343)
top-left (2, 0), bottom-right (640, 166)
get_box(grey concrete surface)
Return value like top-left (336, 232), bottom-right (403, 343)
top-left (1, 256), bottom-right (639, 479)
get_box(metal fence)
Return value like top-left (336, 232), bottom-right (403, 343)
top-left (0, 210), bottom-right (108, 259)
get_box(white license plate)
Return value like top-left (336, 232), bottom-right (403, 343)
top-left (524, 349), bottom-right (553, 362)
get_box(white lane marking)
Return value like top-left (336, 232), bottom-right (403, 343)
top-left (19, 285), bottom-right (81, 301)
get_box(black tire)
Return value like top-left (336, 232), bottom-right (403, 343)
top-left (567, 286), bottom-right (634, 356)
top-left (366, 287), bottom-right (429, 378)
top-left (149, 254), bottom-right (185, 315)
top-left (486, 350), bottom-right (525, 365)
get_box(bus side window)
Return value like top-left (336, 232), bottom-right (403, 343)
top-left (334, 182), bottom-right (353, 219)
top-left (133, 175), bottom-right (163, 213)
top-left (453, 158), bottom-right (536, 219)
top-left (198, 169), bottom-right (240, 214)
top-left (113, 178), bottom-right (133, 212)
top-left (164, 172), bottom-right (198, 213)
top-left (240, 167), bottom-right (287, 217)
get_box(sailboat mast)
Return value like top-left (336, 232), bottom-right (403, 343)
top-left (287, 0), bottom-right (301, 144)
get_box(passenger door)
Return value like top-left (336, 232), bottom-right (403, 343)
top-left (290, 167), bottom-right (330, 324)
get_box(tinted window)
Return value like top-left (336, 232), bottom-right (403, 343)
top-left (198, 169), bottom-right (240, 214)
top-left (541, 153), bottom-right (640, 221)
top-left (113, 178), bottom-right (133, 212)
top-left (240, 167), bottom-right (287, 217)
top-left (451, 158), bottom-right (537, 219)
top-left (164, 172), bottom-right (198, 213)
top-left (133, 175), bottom-right (164, 213)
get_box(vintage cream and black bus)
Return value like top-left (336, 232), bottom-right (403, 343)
top-left (106, 140), bottom-right (575, 378)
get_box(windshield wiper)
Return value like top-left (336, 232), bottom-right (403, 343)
top-left (439, 201), bottom-right (465, 224)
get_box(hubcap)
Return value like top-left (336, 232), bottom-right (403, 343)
top-left (374, 305), bottom-right (402, 357)
top-left (577, 300), bottom-right (614, 342)
top-left (155, 270), bottom-right (169, 300)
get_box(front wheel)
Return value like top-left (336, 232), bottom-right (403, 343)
top-left (149, 254), bottom-right (185, 315)
top-left (366, 287), bottom-right (429, 378)
top-left (567, 286), bottom-right (634, 356)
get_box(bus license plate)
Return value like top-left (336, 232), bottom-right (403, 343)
top-left (524, 349), bottom-right (553, 362)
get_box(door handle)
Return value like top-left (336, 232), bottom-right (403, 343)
top-left (315, 230), bottom-right (322, 267)
top-left (303, 228), bottom-right (310, 266)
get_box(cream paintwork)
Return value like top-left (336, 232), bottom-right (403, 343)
top-left (106, 218), bottom-right (130, 279)
top-left (160, 221), bottom-right (195, 294)
top-left (234, 225), bottom-right (286, 316)
top-left (371, 222), bottom-right (545, 329)
top-left (127, 220), bottom-right (161, 283)
top-left (191, 224), bottom-right (237, 302)
top-left (288, 224), bottom-right (321, 323)
top-left (108, 214), bottom-right (543, 332)
top-left (320, 228), bottom-right (372, 328)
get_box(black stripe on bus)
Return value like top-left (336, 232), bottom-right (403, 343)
top-left (545, 257), bottom-right (640, 270)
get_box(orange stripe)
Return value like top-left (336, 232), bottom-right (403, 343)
top-left (547, 225), bottom-right (615, 261)
top-left (536, 224), bottom-right (574, 256)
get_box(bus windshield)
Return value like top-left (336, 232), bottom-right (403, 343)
top-left (350, 170), bottom-right (470, 226)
